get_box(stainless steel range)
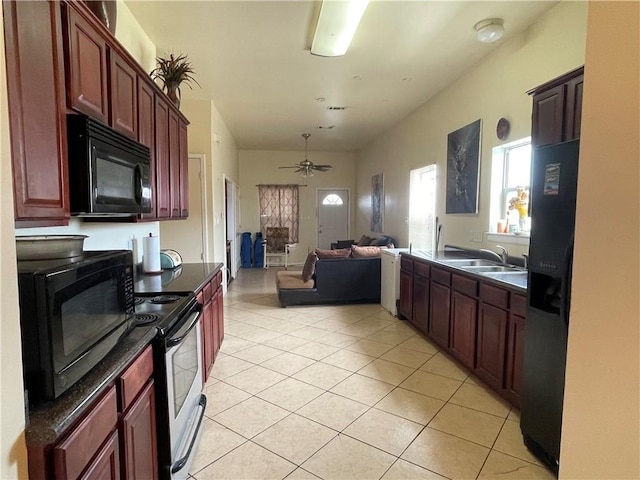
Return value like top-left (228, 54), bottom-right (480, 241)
top-left (135, 293), bottom-right (206, 480)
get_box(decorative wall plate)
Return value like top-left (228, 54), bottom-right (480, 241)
top-left (496, 117), bottom-right (510, 140)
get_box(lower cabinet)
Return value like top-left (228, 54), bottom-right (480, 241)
top-left (428, 275), bottom-right (451, 349)
top-left (398, 254), bottom-right (526, 407)
top-left (476, 302), bottom-right (508, 392)
top-left (41, 345), bottom-right (157, 480)
top-left (198, 270), bottom-right (224, 382)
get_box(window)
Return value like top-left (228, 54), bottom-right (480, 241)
top-left (322, 194), bottom-right (343, 205)
top-left (408, 165), bottom-right (437, 251)
top-left (490, 138), bottom-right (531, 233)
top-left (258, 184), bottom-right (299, 242)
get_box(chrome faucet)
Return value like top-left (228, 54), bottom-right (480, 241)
top-left (496, 245), bottom-right (509, 265)
top-left (480, 245), bottom-right (509, 265)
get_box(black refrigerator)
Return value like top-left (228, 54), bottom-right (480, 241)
top-left (521, 139), bottom-right (580, 473)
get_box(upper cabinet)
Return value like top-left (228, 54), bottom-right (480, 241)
top-left (62, 2), bottom-right (109, 123)
top-left (4, 0), bottom-right (189, 227)
top-left (3, 0), bottom-right (70, 227)
top-left (528, 66), bottom-right (584, 147)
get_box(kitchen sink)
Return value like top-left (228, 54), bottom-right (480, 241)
top-left (464, 265), bottom-right (526, 273)
top-left (440, 259), bottom-right (497, 267)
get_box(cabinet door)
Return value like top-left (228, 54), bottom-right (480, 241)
top-left (505, 313), bottom-right (525, 407)
top-left (54, 387), bottom-right (118, 480)
top-left (63, 3), bottom-right (109, 122)
top-left (428, 281), bottom-right (451, 349)
top-left (3, 0), bottom-right (70, 227)
top-left (201, 300), bottom-right (215, 382)
top-left (412, 275), bottom-right (429, 334)
top-left (121, 380), bottom-right (158, 480)
top-left (476, 303), bottom-right (508, 391)
top-left (154, 97), bottom-right (171, 218)
top-left (565, 73), bottom-right (584, 142)
top-left (179, 120), bottom-right (189, 218)
top-left (399, 269), bottom-right (413, 321)
top-left (211, 289), bottom-right (221, 359)
top-left (450, 292), bottom-right (477, 370)
top-left (215, 276), bottom-right (225, 348)
top-left (168, 109), bottom-right (181, 217)
top-left (531, 85), bottom-right (564, 147)
top-left (137, 80), bottom-right (156, 219)
top-left (109, 50), bottom-right (137, 139)
top-left (80, 431), bottom-right (120, 480)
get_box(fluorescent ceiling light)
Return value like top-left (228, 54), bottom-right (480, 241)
top-left (311, 0), bottom-right (369, 57)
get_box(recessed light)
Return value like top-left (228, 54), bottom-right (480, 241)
top-left (353, 75), bottom-right (362, 80)
top-left (315, 97), bottom-right (326, 102)
top-left (474, 18), bottom-right (504, 43)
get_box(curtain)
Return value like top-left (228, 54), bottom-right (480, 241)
top-left (258, 184), bottom-right (299, 242)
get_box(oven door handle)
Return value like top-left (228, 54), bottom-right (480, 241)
top-left (166, 307), bottom-right (202, 348)
top-left (171, 394), bottom-right (207, 474)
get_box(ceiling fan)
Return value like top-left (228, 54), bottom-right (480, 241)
top-left (279, 133), bottom-right (332, 177)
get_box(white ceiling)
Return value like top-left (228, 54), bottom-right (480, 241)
top-left (126, 1), bottom-right (558, 152)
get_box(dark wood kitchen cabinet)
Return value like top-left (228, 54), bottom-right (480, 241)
top-left (428, 267), bottom-right (451, 349)
top-left (412, 261), bottom-right (430, 333)
top-left (505, 293), bottom-right (527, 406)
top-left (29, 346), bottom-right (157, 480)
top-left (179, 120), bottom-right (190, 218)
top-left (137, 79), bottom-right (157, 220)
top-left (398, 256), bottom-right (413, 322)
top-left (198, 270), bottom-right (224, 382)
top-left (449, 275), bottom-right (478, 370)
top-left (398, 253), bottom-right (527, 407)
top-left (476, 283), bottom-right (510, 394)
top-left (529, 66), bottom-right (584, 147)
top-left (109, 50), bottom-right (138, 139)
top-left (3, 0), bottom-right (70, 227)
top-left (154, 97), bottom-right (171, 219)
top-left (168, 109), bottom-right (181, 218)
top-left (62, 1), bottom-right (109, 123)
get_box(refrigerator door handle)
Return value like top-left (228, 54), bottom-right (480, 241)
top-left (560, 236), bottom-right (574, 327)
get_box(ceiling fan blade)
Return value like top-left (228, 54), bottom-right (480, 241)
top-left (294, 167), bottom-right (306, 174)
top-left (312, 164), bottom-right (332, 169)
top-left (313, 167), bottom-right (331, 172)
top-left (278, 166), bottom-right (299, 169)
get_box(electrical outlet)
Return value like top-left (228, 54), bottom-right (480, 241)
top-left (471, 231), bottom-right (484, 243)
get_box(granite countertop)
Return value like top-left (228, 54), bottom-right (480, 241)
top-left (402, 250), bottom-right (527, 292)
top-left (134, 262), bottom-right (224, 294)
top-left (26, 325), bottom-right (158, 447)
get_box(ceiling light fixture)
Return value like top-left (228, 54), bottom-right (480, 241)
top-left (474, 18), bottom-right (504, 43)
top-left (311, 0), bottom-right (369, 57)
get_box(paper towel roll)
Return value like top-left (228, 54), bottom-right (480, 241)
top-left (143, 234), bottom-right (161, 273)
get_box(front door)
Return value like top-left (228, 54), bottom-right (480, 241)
top-left (317, 189), bottom-right (349, 249)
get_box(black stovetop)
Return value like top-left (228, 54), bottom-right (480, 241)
top-left (134, 292), bottom-right (197, 337)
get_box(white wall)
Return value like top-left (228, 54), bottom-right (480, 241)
top-left (560, 2), bottom-right (640, 478)
top-left (239, 150), bottom-right (356, 265)
top-left (355, 1), bottom-right (587, 258)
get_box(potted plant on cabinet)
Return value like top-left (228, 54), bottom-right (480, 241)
top-left (150, 53), bottom-right (200, 109)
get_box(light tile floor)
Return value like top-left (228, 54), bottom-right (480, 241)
top-left (189, 268), bottom-right (553, 480)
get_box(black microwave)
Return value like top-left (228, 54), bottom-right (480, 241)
top-left (67, 115), bottom-right (152, 216)
top-left (17, 250), bottom-right (136, 405)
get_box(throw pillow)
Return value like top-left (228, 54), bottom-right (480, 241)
top-left (315, 248), bottom-right (351, 259)
top-left (356, 235), bottom-right (372, 246)
top-left (301, 252), bottom-right (318, 282)
top-left (369, 238), bottom-right (379, 246)
top-left (351, 245), bottom-right (381, 258)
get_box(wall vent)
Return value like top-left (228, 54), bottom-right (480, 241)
top-left (326, 106), bottom-right (347, 111)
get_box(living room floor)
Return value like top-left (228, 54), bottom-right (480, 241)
top-left (189, 268), bottom-right (553, 480)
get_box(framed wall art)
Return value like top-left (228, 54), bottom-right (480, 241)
top-left (371, 172), bottom-right (384, 232)
top-left (446, 119), bottom-right (482, 214)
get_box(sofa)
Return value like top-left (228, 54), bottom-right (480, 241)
top-left (276, 255), bottom-right (381, 307)
top-left (330, 234), bottom-right (396, 250)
